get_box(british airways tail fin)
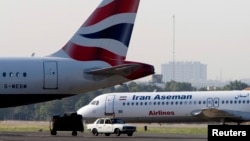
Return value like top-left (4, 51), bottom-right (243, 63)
top-left (50, 0), bottom-right (140, 66)
top-left (50, 0), bottom-right (154, 80)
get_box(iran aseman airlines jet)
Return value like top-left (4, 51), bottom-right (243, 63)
top-left (0, 0), bottom-right (154, 108)
top-left (77, 90), bottom-right (250, 125)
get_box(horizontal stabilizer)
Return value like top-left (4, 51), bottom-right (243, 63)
top-left (85, 64), bottom-right (141, 76)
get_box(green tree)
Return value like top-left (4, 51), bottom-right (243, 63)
top-left (164, 81), bottom-right (196, 91)
top-left (13, 105), bottom-right (35, 120)
top-left (115, 84), bottom-right (130, 92)
top-left (223, 80), bottom-right (249, 90)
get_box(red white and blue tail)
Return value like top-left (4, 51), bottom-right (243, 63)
top-left (50, 0), bottom-right (154, 80)
top-left (50, 0), bottom-right (140, 66)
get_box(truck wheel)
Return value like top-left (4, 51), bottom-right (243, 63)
top-left (127, 132), bottom-right (133, 136)
top-left (92, 128), bottom-right (99, 136)
top-left (114, 129), bottom-right (121, 136)
top-left (72, 131), bottom-right (77, 136)
top-left (50, 129), bottom-right (57, 135)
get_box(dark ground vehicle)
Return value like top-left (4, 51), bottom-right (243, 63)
top-left (50, 113), bottom-right (84, 136)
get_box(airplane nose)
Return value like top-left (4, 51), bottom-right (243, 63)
top-left (77, 106), bottom-right (87, 116)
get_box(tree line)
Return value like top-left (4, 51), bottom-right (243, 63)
top-left (0, 80), bottom-right (248, 121)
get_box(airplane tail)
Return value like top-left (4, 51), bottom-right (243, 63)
top-left (50, 0), bottom-right (154, 79)
top-left (50, 0), bottom-right (139, 65)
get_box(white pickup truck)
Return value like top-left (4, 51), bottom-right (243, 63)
top-left (86, 118), bottom-right (136, 136)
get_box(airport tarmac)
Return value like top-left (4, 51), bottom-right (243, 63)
top-left (0, 121), bottom-right (208, 141)
top-left (0, 131), bottom-right (207, 141)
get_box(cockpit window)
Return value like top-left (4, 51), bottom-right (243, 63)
top-left (90, 101), bottom-right (96, 105)
top-left (90, 100), bottom-right (99, 105)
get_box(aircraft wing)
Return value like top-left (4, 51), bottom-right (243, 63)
top-left (85, 64), bottom-right (141, 76)
top-left (191, 108), bottom-right (250, 121)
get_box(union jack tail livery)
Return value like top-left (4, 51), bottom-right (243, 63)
top-left (50, 0), bottom-right (154, 82)
top-left (0, 0), bottom-right (154, 108)
top-left (51, 0), bottom-right (139, 65)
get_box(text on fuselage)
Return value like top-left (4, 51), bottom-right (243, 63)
top-left (132, 94), bottom-right (192, 101)
top-left (4, 84), bottom-right (27, 89)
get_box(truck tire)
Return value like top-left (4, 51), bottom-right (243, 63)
top-left (92, 128), bottom-right (99, 136)
top-left (127, 132), bottom-right (133, 136)
top-left (72, 131), bottom-right (77, 136)
top-left (114, 129), bottom-right (121, 136)
top-left (51, 129), bottom-right (57, 135)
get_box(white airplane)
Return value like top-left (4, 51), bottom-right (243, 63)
top-left (77, 90), bottom-right (250, 125)
top-left (0, 0), bottom-right (154, 108)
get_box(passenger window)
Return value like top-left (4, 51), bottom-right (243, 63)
top-left (100, 119), bottom-right (104, 124)
top-left (105, 120), bottom-right (111, 124)
top-left (9, 72), bottom-right (13, 77)
top-left (96, 119), bottom-right (101, 124)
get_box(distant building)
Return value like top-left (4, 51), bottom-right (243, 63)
top-left (161, 61), bottom-right (207, 83)
top-left (151, 74), bottom-right (163, 83)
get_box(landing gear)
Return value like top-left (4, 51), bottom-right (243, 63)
top-left (220, 118), bottom-right (242, 125)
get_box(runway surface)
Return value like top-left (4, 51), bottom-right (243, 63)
top-left (0, 131), bottom-right (207, 141)
top-left (0, 121), bottom-right (208, 141)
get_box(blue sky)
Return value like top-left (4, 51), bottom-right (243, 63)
top-left (1, 0), bottom-right (250, 81)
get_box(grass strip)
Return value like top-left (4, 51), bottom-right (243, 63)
top-left (0, 121), bottom-right (207, 134)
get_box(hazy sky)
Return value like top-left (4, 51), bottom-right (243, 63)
top-left (1, 0), bottom-right (250, 81)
